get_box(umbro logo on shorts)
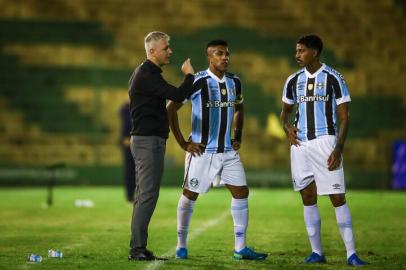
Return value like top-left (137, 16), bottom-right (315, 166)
top-left (190, 178), bottom-right (199, 188)
top-left (332, 183), bottom-right (342, 190)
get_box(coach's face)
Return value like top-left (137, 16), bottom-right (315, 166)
top-left (150, 38), bottom-right (172, 66)
top-left (208, 45), bottom-right (229, 73)
top-left (296, 43), bottom-right (317, 67)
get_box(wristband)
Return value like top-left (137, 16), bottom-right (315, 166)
top-left (234, 129), bottom-right (242, 142)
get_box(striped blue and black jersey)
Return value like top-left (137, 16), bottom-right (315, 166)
top-left (186, 69), bottom-right (243, 153)
top-left (282, 63), bottom-right (351, 142)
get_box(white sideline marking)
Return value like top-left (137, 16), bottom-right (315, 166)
top-left (144, 210), bottom-right (229, 270)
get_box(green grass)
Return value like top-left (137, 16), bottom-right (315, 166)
top-left (0, 187), bottom-right (405, 269)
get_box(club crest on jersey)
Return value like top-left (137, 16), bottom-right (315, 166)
top-left (190, 178), bottom-right (199, 188)
top-left (221, 88), bottom-right (227, 95)
top-left (307, 84), bottom-right (314, 91)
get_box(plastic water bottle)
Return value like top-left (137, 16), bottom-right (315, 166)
top-left (27, 254), bottom-right (42, 262)
top-left (48, 249), bottom-right (63, 258)
top-left (75, 199), bottom-right (95, 208)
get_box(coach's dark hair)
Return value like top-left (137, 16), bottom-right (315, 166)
top-left (206, 40), bottom-right (228, 49)
top-left (297, 34), bottom-right (323, 57)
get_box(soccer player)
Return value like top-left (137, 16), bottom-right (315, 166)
top-left (280, 34), bottom-right (367, 266)
top-left (167, 40), bottom-right (268, 260)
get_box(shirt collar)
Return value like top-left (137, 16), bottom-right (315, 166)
top-left (305, 63), bottom-right (325, 79)
top-left (144, 59), bottom-right (162, 73)
top-left (207, 68), bottom-right (226, 83)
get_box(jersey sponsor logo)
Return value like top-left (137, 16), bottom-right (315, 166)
top-left (206, 100), bottom-right (235, 108)
top-left (298, 81), bottom-right (306, 87)
top-left (332, 183), bottom-right (342, 190)
top-left (221, 88), bottom-right (227, 95)
top-left (195, 70), bottom-right (207, 78)
top-left (316, 82), bottom-right (324, 89)
top-left (298, 94), bottom-right (330, 103)
top-left (330, 69), bottom-right (347, 84)
top-left (297, 81), bottom-right (306, 92)
top-left (307, 84), bottom-right (314, 91)
top-left (190, 178), bottom-right (199, 188)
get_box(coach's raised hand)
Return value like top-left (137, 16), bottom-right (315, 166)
top-left (181, 58), bottom-right (195, 75)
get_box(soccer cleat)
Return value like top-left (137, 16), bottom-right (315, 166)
top-left (176, 247), bottom-right (188, 259)
top-left (304, 252), bottom-right (327, 263)
top-left (347, 253), bottom-right (367, 266)
top-left (233, 247), bottom-right (268, 260)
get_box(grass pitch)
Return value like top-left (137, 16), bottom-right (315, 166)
top-left (0, 187), bottom-right (405, 269)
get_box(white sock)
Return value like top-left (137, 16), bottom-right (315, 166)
top-left (304, 204), bottom-right (323, 256)
top-left (231, 198), bottom-right (248, 252)
top-left (335, 203), bottom-right (356, 258)
top-left (177, 195), bottom-right (195, 249)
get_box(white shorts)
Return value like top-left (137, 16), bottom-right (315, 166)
top-left (290, 135), bottom-right (345, 195)
top-left (183, 150), bottom-right (247, 193)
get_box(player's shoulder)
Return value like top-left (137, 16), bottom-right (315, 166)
top-left (286, 68), bottom-right (305, 83)
top-left (225, 72), bottom-right (240, 81)
top-left (322, 64), bottom-right (345, 81)
top-left (194, 70), bottom-right (210, 82)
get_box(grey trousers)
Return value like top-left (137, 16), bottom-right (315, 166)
top-left (129, 135), bottom-right (166, 253)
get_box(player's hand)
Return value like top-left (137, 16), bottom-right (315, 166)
top-left (181, 58), bottom-right (194, 75)
top-left (327, 148), bottom-right (342, 171)
top-left (181, 140), bottom-right (204, 157)
top-left (231, 139), bottom-right (241, 151)
top-left (284, 123), bottom-right (301, 146)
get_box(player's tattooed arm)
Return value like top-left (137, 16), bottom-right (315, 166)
top-left (280, 102), bottom-right (300, 146)
top-left (167, 101), bottom-right (204, 156)
top-left (328, 102), bottom-right (349, 170)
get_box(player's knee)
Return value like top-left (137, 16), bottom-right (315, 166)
top-left (301, 192), bottom-right (317, 205)
top-left (183, 189), bottom-right (199, 201)
top-left (231, 186), bottom-right (249, 199)
top-left (330, 194), bottom-right (346, 207)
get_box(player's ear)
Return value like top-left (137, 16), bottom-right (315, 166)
top-left (207, 52), bottom-right (212, 63)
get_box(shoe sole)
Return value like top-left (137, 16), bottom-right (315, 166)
top-left (234, 255), bottom-right (267, 260)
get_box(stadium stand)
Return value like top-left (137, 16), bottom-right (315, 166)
top-left (0, 0), bottom-right (404, 186)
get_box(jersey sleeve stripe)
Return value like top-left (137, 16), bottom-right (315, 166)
top-left (233, 77), bottom-right (244, 104)
top-left (282, 72), bottom-right (301, 103)
top-left (336, 96), bottom-right (351, 105)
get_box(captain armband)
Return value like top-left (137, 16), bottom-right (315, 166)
top-left (235, 94), bottom-right (244, 105)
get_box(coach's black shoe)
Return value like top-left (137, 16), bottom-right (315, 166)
top-left (128, 249), bottom-right (156, 261)
top-left (128, 249), bottom-right (168, 261)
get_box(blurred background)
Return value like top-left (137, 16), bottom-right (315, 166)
top-left (0, 0), bottom-right (405, 189)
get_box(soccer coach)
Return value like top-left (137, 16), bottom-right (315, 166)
top-left (128, 31), bottom-right (195, 261)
